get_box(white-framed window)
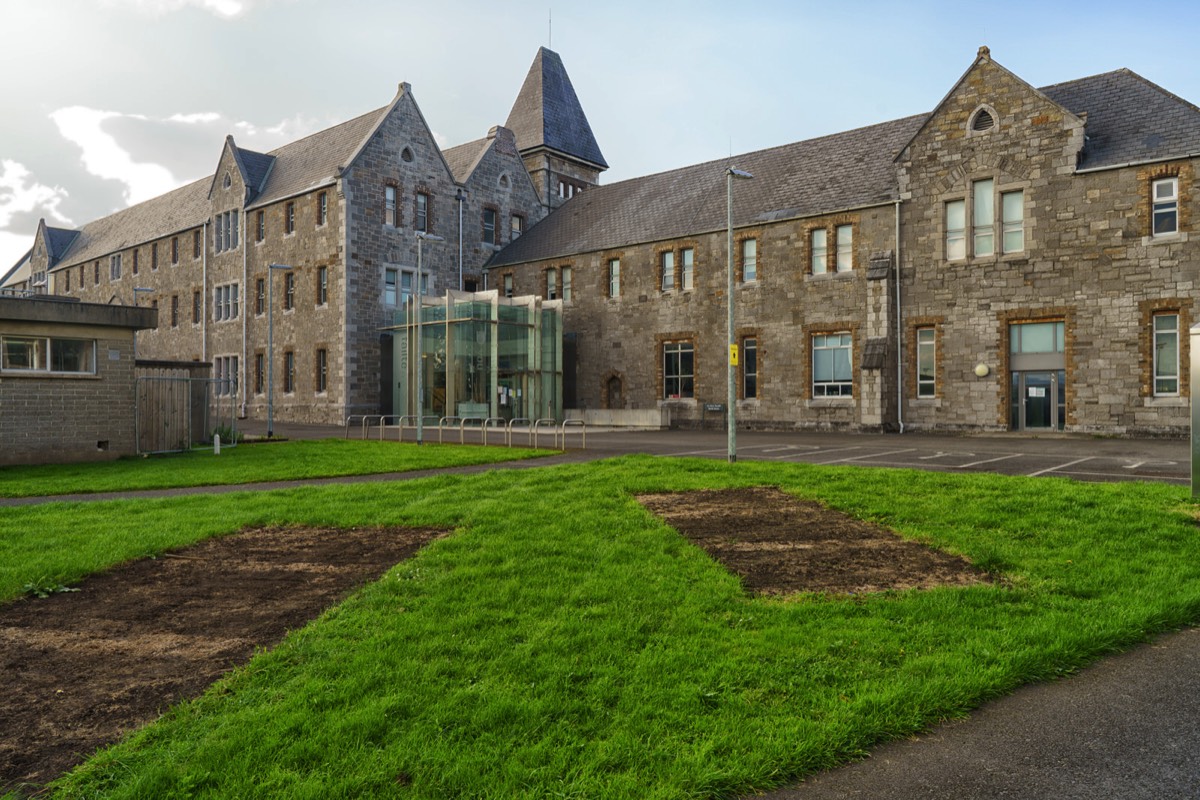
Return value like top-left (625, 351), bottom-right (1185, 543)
top-left (385, 268), bottom-right (398, 307)
top-left (680, 247), bottom-right (694, 290)
top-left (1153, 177), bottom-right (1179, 236)
top-left (483, 208), bottom-right (497, 244)
top-left (946, 200), bottom-right (966, 260)
top-left (742, 336), bottom-right (757, 399)
top-left (973, 179), bottom-right (995, 257)
top-left (511, 214), bottom-right (523, 239)
top-left (608, 258), bottom-right (620, 298)
top-left (741, 238), bottom-right (757, 282)
top-left (1, 336), bottom-right (95, 374)
top-left (546, 268), bottom-right (558, 300)
top-left (213, 283), bottom-right (239, 321)
top-left (663, 340), bottom-right (694, 399)
top-left (215, 210), bottom-right (238, 252)
top-left (109, 254), bottom-right (122, 281)
top-left (415, 192), bottom-right (429, 233)
top-left (835, 225), bottom-right (853, 272)
top-left (1154, 312), bottom-right (1179, 395)
top-left (317, 192), bottom-right (328, 227)
top-left (283, 272), bottom-right (295, 310)
top-left (660, 250), bottom-right (675, 291)
top-left (285, 202), bottom-right (295, 235)
top-left (283, 350), bottom-right (295, 393)
top-left (811, 229), bottom-right (827, 274)
top-left (916, 327), bottom-right (936, 398)
top-left (1001, 190), bottom-right (1024, 253)
top-left (317, 266), bottom-right (328, 306)
top-left (812, 332), bottom-right (853, 397)
top-left (503, 273), bottom-right (513, 298)
top-left (562, 266), bottom-right (572, 303)
top-left (316, 348), bottom-right (328, 394)
top-left (385, 185), bottom-right (398, 227)
top-left (214, 355), bottom-right (238, 397)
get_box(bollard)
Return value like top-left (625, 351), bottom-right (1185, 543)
top-left (214, 433), bottom-right (221, 456)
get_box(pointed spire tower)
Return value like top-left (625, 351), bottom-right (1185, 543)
top-left (505, 47), bottom-right (607, 209)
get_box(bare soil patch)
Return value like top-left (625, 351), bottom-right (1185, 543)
top-left (638, 486), bottom-right (990, 595)
top-left (0, 525), bottom-right (447, 796)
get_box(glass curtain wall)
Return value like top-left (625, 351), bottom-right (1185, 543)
top-left (388, 290), bottom-right (562, 423)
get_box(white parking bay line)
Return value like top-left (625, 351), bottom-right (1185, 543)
top-left (1027, 456), bottom-right (1095, 477)
top-left (814, 448), bottom-right (917, 465)
top-left (956, 453), bottom-right (1023, 468)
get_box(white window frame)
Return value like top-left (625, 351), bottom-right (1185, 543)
top-left (973, 179), bottom-right (995, 257)
top-left (742, 336), bottom-right (757, 399)
top-left (1001, 190), bottom-right (1024, 254)
top-left (562, 266), bottom-right (572, 303)
top-left (741, 238), bottom-right (757, 282)
top-left (660, 250), bottom-right (675, 291)
top-left (946, 200), bottom-right (966, 260)
top-left (213, 283), bottom-right (239, 322)
top-left (608, 258), bottom-right (620, 298)
top-left (384, 268), bottom-right (398, 307)
top-left (835, 225), bottom-right (853, 272)
top-left (680, 247), bottom-right (694, 290)
top-left (812, 332), bottom-right (853, 397)
top-left (916, 327), bottom-right (936, 398)
top-left (1153, 177), bottom-right (1179, 237)
top-left (662, 340), bottom-right (694, 399)
top-left (546, 268), bottom-right (558, 300)
top-left (1153, 312), bottom-right (1180, 396)
top-left (811, 229), bottom-right (827, 274)
top-left (1, 335), bottom-right (96, 375)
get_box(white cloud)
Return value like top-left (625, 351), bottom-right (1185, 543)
top-left (50, 107), bottom-right (181, 207)
top-left (168, 112), bottom-right (223, 124)
top-left (0, 161), bottom-right (72, 272)
top-left (99, 0), bottom-right (251, 19)
top-left (0, 160), bottom-right (72, 229)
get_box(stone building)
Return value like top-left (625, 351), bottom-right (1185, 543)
top-left (488, 48), bottom-right (1197, 436)
top-left (3, 47), bottom-right (601, 426)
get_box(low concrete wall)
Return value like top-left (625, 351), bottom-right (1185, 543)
top-left (565, 408), bottom-right (671, 429)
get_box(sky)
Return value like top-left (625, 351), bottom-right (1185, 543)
top-left (3, 0), bottom-right (1200, 274)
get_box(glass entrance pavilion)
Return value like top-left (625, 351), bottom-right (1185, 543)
top-left (386, 290), bottom-right (562, 423)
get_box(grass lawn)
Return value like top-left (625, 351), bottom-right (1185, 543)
top-left (0, 439), bottom-right (554, 498)
top-left (4, 456), bottom-right (1199, 799)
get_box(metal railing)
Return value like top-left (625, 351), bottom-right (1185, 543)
top-left (342, 413), bottom-right (587, 450)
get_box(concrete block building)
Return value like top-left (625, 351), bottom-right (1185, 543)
top-left (489, 47), bottom-right (1197, 436)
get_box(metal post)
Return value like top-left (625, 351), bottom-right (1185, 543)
top-left (1191, 323), bottom-right (1200, 497)
top-left (726, 167), bottom-right (753, 464)
top-left (415, 233), bottom-right (444, 445)
top-left (267, 263), bottom-right (290, 438)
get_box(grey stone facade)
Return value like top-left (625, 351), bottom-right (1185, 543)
top-left (489, 48), bottom-right (1199, 436)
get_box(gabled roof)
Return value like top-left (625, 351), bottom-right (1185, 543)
top-left (490, 114), bottom-right (924, 267)
top-left (0, 250), bottom-right (31, 288)
top-left (44, 225), bottom-right (80, 264)
top-left (505, 47), bottom-right (607, 170)
top-left (52, 179), bottom-right (212, 270)
top-left (1043, 69), bottom-right (1200, 170)
top-left (248, 106), bottom-right (386, 208)
top-left (239, 148), bottom-right (276, 199)
top-left (442, 137), bottom-right (490, 183)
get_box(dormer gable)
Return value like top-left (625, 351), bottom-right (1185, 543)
top-left (897, 46), bottom-right (1087, 167)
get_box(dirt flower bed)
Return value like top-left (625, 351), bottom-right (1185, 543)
top-left (0, 525), bottom-right (447, 796)
top-left (638, 486), bottom-right (991, 595)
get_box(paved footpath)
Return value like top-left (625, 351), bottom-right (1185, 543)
top-left (7, 425), bottom-right (1200, 797)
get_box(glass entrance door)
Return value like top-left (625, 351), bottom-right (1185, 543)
top-left (1010, 370), bottom-right (1065, 431)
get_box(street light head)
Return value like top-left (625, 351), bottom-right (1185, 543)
top-left (268, 263), bottom-right (291, 270)
top-left (416, 232), bottom-right (445, 242)
top-left (727, 168), bottom-right (754, 180)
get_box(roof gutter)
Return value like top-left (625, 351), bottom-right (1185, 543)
top-left (1075, 151), bottom-right (1200, 175)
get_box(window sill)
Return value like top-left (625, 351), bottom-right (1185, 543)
top-left (806, 397), bottom-right (855, 408)
top-left (806, 270), bottom-right (855, 280)
top-left (659, 397), bottom-right (697, 406)
top-left (1142, 232), bottom-right (1188, 246)
top-left (0, 371), bottom-right (101, 381)
top-left (1143, 395), bottom-right (1186, 407)
top-left (911, 397), bottom-right (943, 407)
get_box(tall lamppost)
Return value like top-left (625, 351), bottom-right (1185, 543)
top-left (414, 232), bottom-right (444, 445)
top-left (267, 263), bottom-right (291, 438)
top-left (726, 167), bottom-right (753, 463)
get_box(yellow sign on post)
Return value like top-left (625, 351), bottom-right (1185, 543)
top-left (729, 343), bottom-right (739, 366)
